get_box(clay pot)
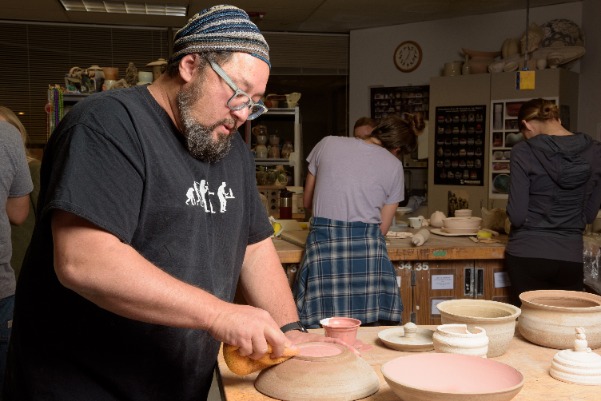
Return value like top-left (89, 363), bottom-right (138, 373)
top-left (436, 299), bottom-right (521, 357)
top-left (433, 324), bottom-right (489, 358)
top-left (255, 342), bottom-right (379, 401)
top-left (518, 290), bottom-right (601, 350)
top-left (443, 61), bottom-right (463, 77)
top-left (102, 67), bottom-right (119, 80)
top-left (382, 353), bottom-right (524, 401)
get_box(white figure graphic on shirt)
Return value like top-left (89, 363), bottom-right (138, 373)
top-left (198, 180), bottom-right (215, 213)
top-left (217, 181), bottom-right (235, 212)
top-left (186, 180), bottom-right (233, 213)
top-left (185, 187), bottom-right (197, 205)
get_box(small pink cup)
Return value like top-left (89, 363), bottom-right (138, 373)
top-left (320, 317), bottom-right (362, 345)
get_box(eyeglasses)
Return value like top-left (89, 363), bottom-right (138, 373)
top-left (209, 60), bottom-right (267, 121)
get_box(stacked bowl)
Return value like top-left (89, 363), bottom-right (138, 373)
top-left (442, 216), bottom-right (482, 235)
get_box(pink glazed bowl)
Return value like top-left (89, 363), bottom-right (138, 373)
top-left (382, 353), bottom-right (524, 401)
top-left (320, 317), bottom-right (361, 345)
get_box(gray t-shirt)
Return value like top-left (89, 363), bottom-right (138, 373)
top-left (0, 121), bottom-right (33, 298)
top-left (307, 136), bottom-right (404, 223)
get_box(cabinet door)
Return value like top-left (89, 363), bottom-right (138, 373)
top-left (413, 260), bottom-right (473, 325)
top-left (474, 260), bottom-right (511, 303)
top-left (393, 262), bottom-right (413, 325)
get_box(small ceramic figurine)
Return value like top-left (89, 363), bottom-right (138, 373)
top-left (125, 62), bottom-right (138, 87)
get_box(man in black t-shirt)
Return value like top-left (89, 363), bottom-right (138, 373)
top-left (5, 5), bottom-right (329, 401)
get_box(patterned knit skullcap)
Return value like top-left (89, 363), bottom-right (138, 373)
top-left (170, 5), bottom-right (270, 67)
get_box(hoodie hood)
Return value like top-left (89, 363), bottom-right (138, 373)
top-left (527, 132), bottom-right (592, 189)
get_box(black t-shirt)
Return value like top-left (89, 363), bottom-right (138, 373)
top-left (7, 86), bottom-right (272, 401)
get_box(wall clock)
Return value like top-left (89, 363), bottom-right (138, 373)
top-left (394, 40), bottom-right (422, 73)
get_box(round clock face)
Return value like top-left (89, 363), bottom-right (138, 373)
top-left (394, 41), bottom-right (422, 72)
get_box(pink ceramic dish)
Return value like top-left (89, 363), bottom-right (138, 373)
top-left (381, 353), bottom-right (524, 401)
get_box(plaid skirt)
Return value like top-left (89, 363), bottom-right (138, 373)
top-left (293, 217), bottom-right (403, 328)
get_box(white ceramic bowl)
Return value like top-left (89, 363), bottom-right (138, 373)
top-left (436, 299), bottom-right (521, 357)
top-left (382, 353), bottom-right (524, 401)
top-left (454, 209), bottom-right (473, 217)
top-left (518, 290), bottom-right (601, 350)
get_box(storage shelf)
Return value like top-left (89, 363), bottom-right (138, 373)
top-left (245, 107), bottom-right (302, 186)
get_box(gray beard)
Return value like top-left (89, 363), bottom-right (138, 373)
top-left (177, 84), bottom-right (236, 164)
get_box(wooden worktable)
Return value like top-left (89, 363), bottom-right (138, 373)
top-left (276, 229), bottom-right (506, 263)
top-left (216, 326), bottom-right (600, 401)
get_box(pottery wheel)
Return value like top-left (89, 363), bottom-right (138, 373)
top-left (378, 324), bottom-right (434, 352)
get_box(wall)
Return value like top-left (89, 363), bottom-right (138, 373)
top-left (579, 0), bottom-right (601, 140)
top-left (348, 2), bottom-right (586, 132)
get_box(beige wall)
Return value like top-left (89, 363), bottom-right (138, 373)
top-left (348, 2), bottom-right (588, 133)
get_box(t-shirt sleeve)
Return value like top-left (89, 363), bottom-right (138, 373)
top-left (1, 123), bottom-right (34, 198)
top-left (42, 121), bottom-right (144, 243)
top-left (385, 162), bottom-right (405, 205)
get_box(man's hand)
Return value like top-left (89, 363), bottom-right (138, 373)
top-left (208, 303), bottom-right (293, 360)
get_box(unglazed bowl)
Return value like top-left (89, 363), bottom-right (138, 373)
top-left (255, 342), bottom-right (379, 401)
top-left (433, 324), bottom-right (489, 358)
top-left (436, 299), bottom-right (521, 357)
top-left (518, 290), bottom-right (601, 350)
top-left (382, 353), bottom-right (524, 401)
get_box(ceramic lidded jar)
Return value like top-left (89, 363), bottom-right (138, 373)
top-left (433, 323), bottom-right (489, 358)
top-left (550, 327), bottom-right (601, 385)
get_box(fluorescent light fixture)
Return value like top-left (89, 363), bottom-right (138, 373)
top-left (59, 1), bottom-right (187, 16)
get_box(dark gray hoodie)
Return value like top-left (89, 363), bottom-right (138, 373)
top-left (506, 132), bottom-right (601, 262)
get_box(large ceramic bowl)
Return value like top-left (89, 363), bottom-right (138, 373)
top-left (518, 290), bottom-right (601, 350)
top-left (255, 342), bottom-right (379, 401)
top-left (436, 299), bottom-right (521, 357)
top-left (382, 353), bottom-right (524, 401)
top-left (442, 217), bottom-right (482, 234)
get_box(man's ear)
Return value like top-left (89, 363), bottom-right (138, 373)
top-left (179, 54), bottom-right (199, 83)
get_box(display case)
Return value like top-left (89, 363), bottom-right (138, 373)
top-left (244, 107), bottom-right (302, 186)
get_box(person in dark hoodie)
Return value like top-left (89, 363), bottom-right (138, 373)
top-left (505, 98), bottom-right (601, 306)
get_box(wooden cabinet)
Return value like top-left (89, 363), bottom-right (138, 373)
top-left (401, 259), bottom-right (510, 325)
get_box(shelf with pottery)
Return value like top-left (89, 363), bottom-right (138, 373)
top-left (216, 325), bottom-right (600, 401)
top-left (245, 107), bottom-right (302, 186)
